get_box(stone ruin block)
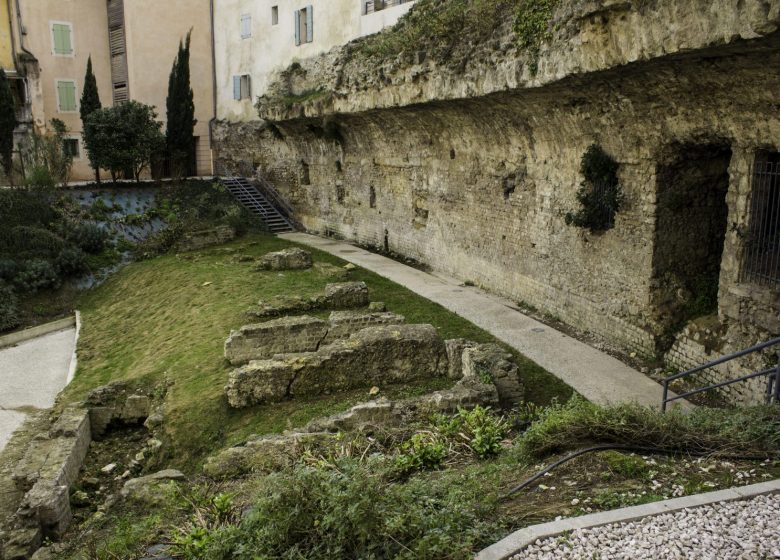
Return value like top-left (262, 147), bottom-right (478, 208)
top-left (255, 247), bottom-right (313, 271)
top-left (322, 310), bottom-right (405, 344)
top-left (320, 281), bottom-right (369, 308)
top-left (13, 408), bottom-right (91, 493)
top-left (176, 225), bottom-right (235, 252)
top-left (248, 281), bottom-right (371, 319)
top-left (225, 324), bottom-right (447, 408)
top-left (85, 382), bottom-right (150, 438)
top-left (224, 311), bottom-right (406, 366)
top-left (224, 316), bottom-right (328, 366)
top-left (461, 343), bottom-right (524, 406)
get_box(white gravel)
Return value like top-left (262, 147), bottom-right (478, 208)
top-left (511, 493), bottom-right (780, 560)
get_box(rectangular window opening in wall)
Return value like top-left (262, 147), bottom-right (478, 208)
top-left (240, 14), bottom-right (252, 39)
top-left (51, 22), bottom-right (74, 56)
top-left (63, 138), bottom-right (80, 159)
top-left (272, 6), bottom-right (279, 25)
top-left (232, 74), bottom-right (251, 100)
top-left (741, 151), bottom-right (780, 289)
top-left (294, 6), bottom-right (313, 45)
top-left (56, 80), bottom-right (77, 112)
top-left (363, 0), bottom-right (413, 15)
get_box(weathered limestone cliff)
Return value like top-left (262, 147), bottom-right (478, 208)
top-left (214, 0), bottom-right (780, 400)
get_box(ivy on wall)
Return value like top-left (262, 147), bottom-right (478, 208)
top-left (565, 144), bottom-right (623, 233)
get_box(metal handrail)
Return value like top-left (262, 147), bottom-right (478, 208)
top-left (662, 337), bottom-right (780, 412)
top-left (255, 175), bottom-right (301, 229)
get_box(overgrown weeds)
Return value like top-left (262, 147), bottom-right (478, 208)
top-left (516, 397), bottom-right (780, 459)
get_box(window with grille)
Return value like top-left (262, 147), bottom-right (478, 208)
top-left (742, 152), bottom-right (780, 289)
top-left (56, 80), bottom-right (77, 112)
top-left (241, 14), bottom-right (252, 38)
top-left (51, 22), bottom-right (73, 56)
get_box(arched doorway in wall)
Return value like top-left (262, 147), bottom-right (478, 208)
top-left (651, 143), bottom-right (733, 347)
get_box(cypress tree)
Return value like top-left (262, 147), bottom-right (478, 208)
top-left (166, 30), bottom-right (196, 179)
top-left (80, 56), bottom-right (102, 183)
top-left (0, 69), bottom-right (17, 185)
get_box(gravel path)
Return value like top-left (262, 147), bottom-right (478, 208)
top-left (512, 493), bottom-right (780, 560)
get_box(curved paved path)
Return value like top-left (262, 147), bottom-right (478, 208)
top-left (282, 233), bottom-right (688, 409)
top-left (0, 327), bottom-right (76, 452)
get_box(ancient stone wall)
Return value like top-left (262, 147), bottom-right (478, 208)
top-left (225, 324), bottom-right (448, 407)
top-left (224, 311), bottom-right (406, 366)
top-left (214, 1), bottom-right (780, 401)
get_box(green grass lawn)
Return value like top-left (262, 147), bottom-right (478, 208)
top-left (65, 233), bottom-right (571, 470)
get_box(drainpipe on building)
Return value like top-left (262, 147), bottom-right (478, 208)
top-left (209, 0), bottom-right (218, 175)
top-left (14, 0), bottom-right (34, 61)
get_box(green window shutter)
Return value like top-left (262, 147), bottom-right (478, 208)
top-left (58, 81), bottom-right (76, 111)
top-left (53, 24), bottom-right (73, 55)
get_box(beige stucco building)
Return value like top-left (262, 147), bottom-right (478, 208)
top-left (9, 0), bottom-right (214, 181)
top-left (214, 0), bottom-right (416, 123)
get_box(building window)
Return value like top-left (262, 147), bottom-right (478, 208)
top-left (56, 80), bottom-right (77, 112)
top-left (240, 14), bottom-right (252, 39)
top-left (742, 151), bottom-right (780, 289)
top-left (51, 22), bottom-right (74, 56)
top-left (271, 6), bottom-right (279, 25)
top-left (63, 138), bottom-right (80, 158)
top-left (294, 6), bottom-right (313, 45)
top-left (363, 0), bottom-right (413, 15)
top-left (233, 74), bottom-right (251, 100)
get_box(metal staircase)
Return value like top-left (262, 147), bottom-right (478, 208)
top-left (220, 176), bottom-right (295, 234)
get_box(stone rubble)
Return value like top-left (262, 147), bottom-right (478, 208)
top-left (254, 247), bottom-right (313, 271)
top-left (511, 494), bottom-right (780, 560)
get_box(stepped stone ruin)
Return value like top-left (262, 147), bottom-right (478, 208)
top-left (208, 340), bottom-right (513, 478)
top-left (225, 310), bottom-right (406, 365)
top-left (226, 323), bottom-right (447, 407)
top-left (254, 247), bottom-right (313, 271)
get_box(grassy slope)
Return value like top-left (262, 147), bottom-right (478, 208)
top-left (66, 233), bottom-right (571, 470)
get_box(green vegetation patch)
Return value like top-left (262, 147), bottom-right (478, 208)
top-left (354, 0), bottom-right (559, 61)
top-left (66, 233), bottom-right (568, 470)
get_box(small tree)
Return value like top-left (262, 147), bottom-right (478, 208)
top-left (166, 30), bottom-right (196, 179)
top-left (80, 56), bottom-right (102, 183)
top-left (83, 101), bottom-right (164, 184)
top-left (0, 69), bottom-right (17, 185)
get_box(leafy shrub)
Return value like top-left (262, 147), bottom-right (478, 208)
top-left (516, 397), bottom-right (780, 460)
top-left (199, 457), bottom-right (496, 560)
top-left (55, 246), bottom-right (87, 276)
top-left (0, 188), bottom-right (57, 229)
top-left (433, 405), bottom-right (510, 459)
top-left (14, 259), bottom-right (60, 292)
top-left (394, 432), bottom-right (447, 475)
top-left (69, 223), bottom-right (108, 254)
top-left (0, 281), bottom-right (20, 331)
top-left (0, 259), bottom-right (18, 283)
top-left (565, 145), bottom-right (623, 232)
top-left (24, 165), bottom-right (56, 188)
top-left (0, 226), bottom-right (65, 258)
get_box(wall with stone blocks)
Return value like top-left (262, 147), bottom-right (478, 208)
top-left (225, 310), bottom-right (406, 366)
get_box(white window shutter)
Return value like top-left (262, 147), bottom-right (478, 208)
top-left (233, 76), bottom-right (241, 100)
top-left (306, 6), bottom-right (313, 43)
top-left (294, 10), bottom-right (301, 46)
top-left (241, 14), bottom-right (251, 38)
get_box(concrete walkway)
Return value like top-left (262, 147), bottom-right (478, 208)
top-left (0, 327), bottom-right (76, 452)
top-left (282, 233), bottom-right (685, 409)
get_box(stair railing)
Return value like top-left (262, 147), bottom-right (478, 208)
top-left (661, 337), bottom-right (780, 412)
top-left (255, 175), bottom-right (301, 229)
